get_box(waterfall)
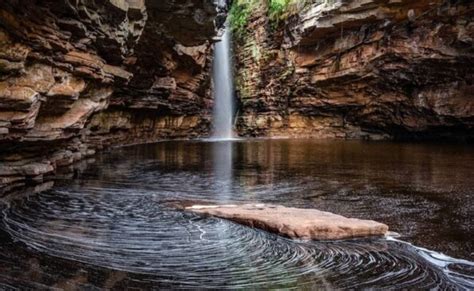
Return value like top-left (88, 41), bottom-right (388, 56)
top-left (212, 25), bottom-right (235, 139)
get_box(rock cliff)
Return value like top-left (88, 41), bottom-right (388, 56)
top-left (233, 0), bottom-right (474, 139)
top-left (0, 0), bottom-right (219, 193)
top-left (1, 0), bottom-right (473, 193)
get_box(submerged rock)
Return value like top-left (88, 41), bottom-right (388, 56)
top-left (186, 204), bottom-right (389, 240)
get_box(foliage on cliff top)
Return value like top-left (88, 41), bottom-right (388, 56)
top-left (268, 0), bottom-right (314, 22)
top-left (228, 0), bottom-right (259, 38)
top-left (229, 0), bottom-right (318, 37)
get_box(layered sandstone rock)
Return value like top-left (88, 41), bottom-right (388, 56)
top-left (2, 0), bottom-right (473, 193)
top-left (234, 0), bottom-right (474, 139)
top-left (0, 0), bottom-right (219, 193)
top-left (186, 203), bottom-right (389, 240)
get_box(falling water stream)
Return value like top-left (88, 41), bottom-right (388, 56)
top-left (212, 25), bottom-right (234, 139)
top-left (0, 140), bottom-right (473, 289)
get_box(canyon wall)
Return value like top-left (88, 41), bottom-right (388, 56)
top-left (234, 0), bottom-right (474, 139)
top-left (1, 0), bottom-right (473, 193)
top-left (0, 0), bottom-right (219, 193)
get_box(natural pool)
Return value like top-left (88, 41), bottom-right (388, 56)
top-left (0, 139), bottom-right (473, 289)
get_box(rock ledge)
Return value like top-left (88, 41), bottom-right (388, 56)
top-left (186, 204), bottom-right (389, 240)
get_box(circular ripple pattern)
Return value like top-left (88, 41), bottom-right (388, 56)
top-left (2, 188), bottom-right (473, 289)
top-left (1, 140), bottom-right (474, 289)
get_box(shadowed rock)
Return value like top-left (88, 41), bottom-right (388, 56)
top-left (186, 204), bottom-right (389, 240)
top-left (0, 0), bottom-right (219, 192)
top-left (234, 0), bottom-right (474, 140)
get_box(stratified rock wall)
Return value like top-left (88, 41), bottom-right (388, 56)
top-left (0, 0), bottom-right (218, 192)
top-left (1, 0), bottom-right (473, 192)
top-left (234, 0), bottom-right (474, 139)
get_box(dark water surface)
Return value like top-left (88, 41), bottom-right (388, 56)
top-left (0, 139), bottom-right (473, 289)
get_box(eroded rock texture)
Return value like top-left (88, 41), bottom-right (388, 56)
top-left (234, 0), bottom-right (474, 139)
top-left (0, 0), bottom-right (218, 192)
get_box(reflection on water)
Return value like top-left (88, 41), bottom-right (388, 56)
top-left (213, 141), bottom-right (233, 202)
top-left (0, 139), bottom-right (473, 289)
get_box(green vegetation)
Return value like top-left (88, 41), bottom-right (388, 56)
top-left (268, 0), bottom-right (291, 22)
top-left (268, 0), bottom-right (315, 22)
top-left (229, 0), bottom-right (317, 37)
top-left (228, 0), bottom-right (259, 38)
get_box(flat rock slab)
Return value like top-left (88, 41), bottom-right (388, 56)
top-left (186, 204), bottom-right (389, 240)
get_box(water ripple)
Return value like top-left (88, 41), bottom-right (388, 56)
top-left (1, 140), bottom-right (473, 289)
top-left (1, 187), bottom-right (472, 289)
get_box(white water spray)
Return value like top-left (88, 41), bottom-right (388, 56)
top-left (212, 25), bottom-right (235, 139)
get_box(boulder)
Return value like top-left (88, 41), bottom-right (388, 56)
top-left (186, 203), bottom-right (389, 240)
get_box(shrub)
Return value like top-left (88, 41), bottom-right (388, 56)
top-left (229, 0), bottom-right (318, 36)
top-left (268, 0), bottom-right (315, 22)
top-left (229, 0), bottom-right (259, 38)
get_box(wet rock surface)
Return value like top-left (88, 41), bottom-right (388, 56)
top-left (186, 203), bottom-right (389, 240)
top-left (234, 0), bottom-right (474, 139)
top-left (0, 0), bottom-right (219, 191)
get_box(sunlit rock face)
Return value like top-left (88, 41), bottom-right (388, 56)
top-left (234, 0), bottom-right (474, 139)
top-left (0, 0), bottom-right (218, 192)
